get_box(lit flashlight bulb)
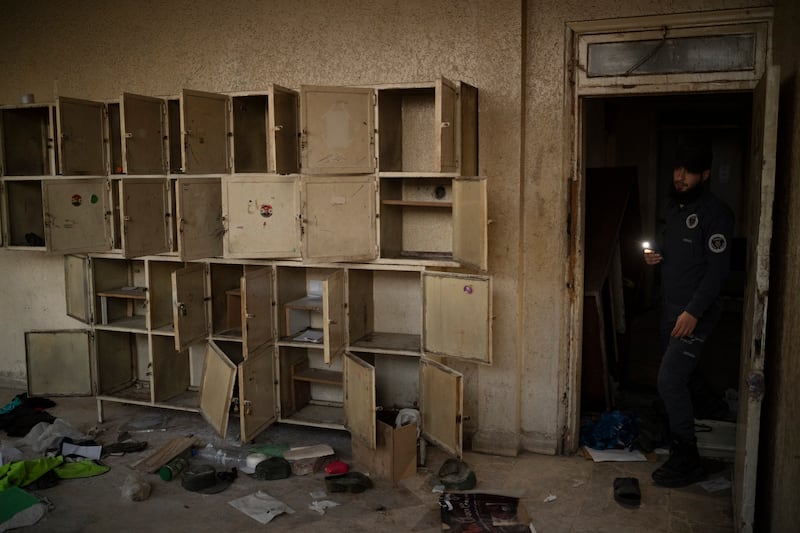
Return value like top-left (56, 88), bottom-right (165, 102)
top-left (642, 241), bottom-right (650, 250)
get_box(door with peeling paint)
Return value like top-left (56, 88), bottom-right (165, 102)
top-left (301, 176), bottom-right (377, 262)
top-left (221, 174), bottom-right (301, 259)
top-left (734, 65), bottom-right (779, 533)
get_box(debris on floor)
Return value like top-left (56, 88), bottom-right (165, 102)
top-left (439, 492), bottom-right (534, 532)
top-left (228, 490), bottom-right (295, 524)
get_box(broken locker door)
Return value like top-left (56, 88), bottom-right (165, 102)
top-left (199, 340), bottom-right (238, 437)
top-left (300, 86), bottom-right (375, 174)
top-left (180, 89), bottom-right (230, 174)
top-left (175, 177), bottom-right (223, 261)
top-left (56, 96), bottom-right (106, 176)
top-left (119, 178), bottom-right (170, 258)
top-left (25, 330), bottom-right (93, 397)
top-left (343, 352), bottom-right (377, 449)
top-left (171, 263), bottom-right (208, 351)
top-left (269, 84), bottom-right (300, 174)
top-left (120, 93), bottom-right (165, 175)
top-left (420, 357), bottom-right (463, 458)
top-left (238, 343), bottom-right (277, 442)
top-left (302, 176), bottom-right (377, 262)
top-left (241, 266), bottom-right (274, 357)
top-left (42, 178), bottom-right (112, 253)
top-left (734, 65), bottom-right (780, 533)
top-left (452, 176), bottom-right (488, 271)
top-left (64, 254), bottom-right (91, 324)
top-left (322, 269), bottom-right (346, 364)
top-left (423, 271), bottom-right (493, 364)
top-left (436, 77), bottom-right (458, 173)
top-left (221, 175), bottom-right (301, 259)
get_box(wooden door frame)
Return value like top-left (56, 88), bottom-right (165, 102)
top-left (561, 8), bottom-right (773, 449)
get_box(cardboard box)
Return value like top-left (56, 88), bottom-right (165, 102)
top-left (352, 418), bottom-right (417, 483)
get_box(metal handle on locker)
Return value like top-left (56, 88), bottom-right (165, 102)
top-left (245, 313), bottom-right (255, 319)
top-left (177, 303), bottom-right (187, 316)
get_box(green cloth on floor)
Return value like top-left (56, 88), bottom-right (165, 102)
top-left (0, 456), bottom-right (64, 492)
top-left (0, 486), bottom-right (39, 522)
top-left (54, 459), bottom-right (110, 479)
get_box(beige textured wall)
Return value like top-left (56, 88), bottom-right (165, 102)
top-left (0, 0), bottom-right (526, 451)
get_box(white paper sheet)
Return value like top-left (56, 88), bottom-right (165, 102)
top-left (584, 447), bottom-right (647, 462)
top-left (229, 491), bottom-right (295, 525)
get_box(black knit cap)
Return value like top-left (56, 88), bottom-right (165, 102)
top-left (674, 136), bottom-right (712, 174)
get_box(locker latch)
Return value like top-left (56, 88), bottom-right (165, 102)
top-left (177, 302), bottom-right (187, 316)
top-left (242, 400), bottom-right (253, 416)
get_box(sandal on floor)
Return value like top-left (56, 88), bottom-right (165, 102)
top-left (613, 477), bottom-right (641, 507)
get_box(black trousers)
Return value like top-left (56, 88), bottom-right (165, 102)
top-left (657, 302), bottom-right (719, 441)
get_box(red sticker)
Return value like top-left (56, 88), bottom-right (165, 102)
top-left (260, 204), bottom-right (273, 218)
top-left (71, 194), bottom-right (82, 207)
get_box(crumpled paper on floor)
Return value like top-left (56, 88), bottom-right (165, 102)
top-left (309, 500), bottom-right (340, 515)
top-left (228, 491), bottom-right (295, 524)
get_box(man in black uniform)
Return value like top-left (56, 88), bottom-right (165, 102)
top-left (643, 138), bottom-right (734, 487)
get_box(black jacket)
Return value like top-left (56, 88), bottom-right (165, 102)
top-left (659, 188), bottom-right (734, 320)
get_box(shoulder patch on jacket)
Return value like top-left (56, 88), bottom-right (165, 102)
top-left (708, 233), bottom-right (727, 253)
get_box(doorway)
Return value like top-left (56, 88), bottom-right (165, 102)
top-left (578, 92), bottom-right (752, 451)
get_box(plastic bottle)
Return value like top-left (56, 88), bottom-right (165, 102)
top-left (159, 455), bottom-right (189, 481)
top-left (194, 444), bottom-right (248, 468)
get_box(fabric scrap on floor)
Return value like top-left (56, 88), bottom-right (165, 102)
top-left (54, 459), bottom-right (110, 479)
top-left (22, 419), bottom-right (86, 453)
top-left (0, 486), bottom-right (47, 532)
top-left (0, 456), bottom-right (64, 491)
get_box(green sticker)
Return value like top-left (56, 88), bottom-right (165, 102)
top-left (90, 194), bottom-right (98, 204)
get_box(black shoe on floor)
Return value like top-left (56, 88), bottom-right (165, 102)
top-left (652, 437), bottom-right (705, 488)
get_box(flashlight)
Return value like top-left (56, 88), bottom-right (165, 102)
top-left (642, 241), bottom-right (659, 254)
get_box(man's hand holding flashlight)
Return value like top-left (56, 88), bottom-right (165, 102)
top-left (642, 241), bottom-right (663, 265)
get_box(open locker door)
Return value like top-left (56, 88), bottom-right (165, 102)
top-left (322, 269), bottom-right (346, 364)
top-left (175, 177), bottom-right (223, 261)
top-left (180, 89), bottom-right (229, 174)
top-left (25, 330), bottom-right (93, 397)
top-left (119, 178), bottom-right (170, 258)
top-left (171, 263), bottom-right (208, 351)
top-left (151, 336), bottom-right (190, 403)
top-left (42, 178), bottom-right (111, 254)
top-left (64, 254), bottom-right (91, 324)
top-left (121, 93), bottom-right (165, 175)
top-left (435, 77), bottom-right (458, 173)
top-left (56, 96), bottom-right (106, 176)
top-left (238, 343), bottom-right (277, 442)
top-left (269, 84), bottom-right (300, 174)
top-left (420, 357), bottom-right (463, 458)
top-left (302, 176), bottom-right (377, 262)
top-left (300, 85), bottom-right (375, 174)
top-left (221, 175), bottom-right (301, 259)
top-left (199, 340), bottom-right (237, 437)
top-left (343, 352), bottom-right (377, 449)
top-left (734, 65), bottom-right (779, 533)
top-left (241, 266), bottom-right (274, 357)
top-left (423, 271), bottom-right (492, 364)
top-left (453, 176), bottom-right (488, 270)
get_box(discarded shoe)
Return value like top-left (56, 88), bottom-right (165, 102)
top-left (325, 472), bottom-right (373, 493)
top-left (438, 458), bottom-right (476, 490)
top-left (613, 477), bottom-right (641, 507)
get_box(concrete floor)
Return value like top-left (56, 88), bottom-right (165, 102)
top-left (0, 386), bottom-right (735, 532)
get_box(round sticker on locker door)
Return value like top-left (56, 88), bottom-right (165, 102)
top-left (71, 194), bottom-right (82, 207)
top-left (260, 204), bottom-right (273, 218)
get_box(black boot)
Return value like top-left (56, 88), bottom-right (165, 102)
top-left (652, 436), bottom-right (705, 488)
